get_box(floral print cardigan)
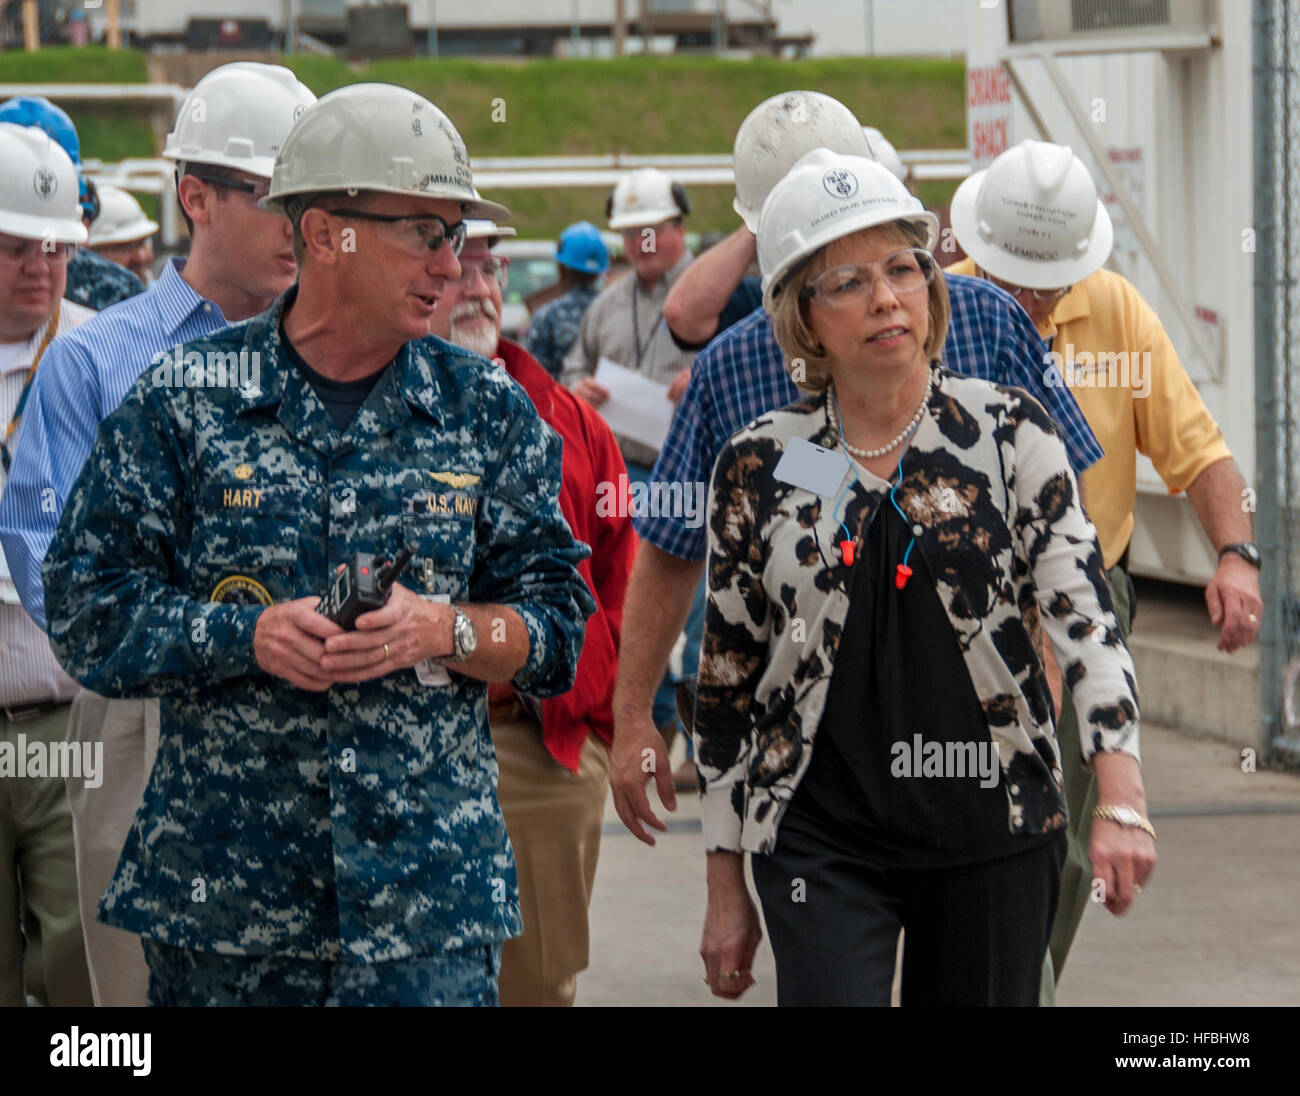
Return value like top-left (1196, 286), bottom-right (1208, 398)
top-left (694, 367), bottom-right (1140, 855)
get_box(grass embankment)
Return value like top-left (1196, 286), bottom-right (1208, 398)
top-left (0, 48), bottom-right (966, 237)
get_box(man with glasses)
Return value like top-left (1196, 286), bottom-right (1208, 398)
top-left (429, 216), bottom-right (634, 1005)
top-left (0, 61), bottom-right (316, 1006)
top-left (948, 139), bottom-right (1261, 1002)
top-left (0, 122), bottom-right (95, 1008)
top-left (41, 83), bottom-right (595, 1007)
top-left (0, 96), bottom-right (145, 312)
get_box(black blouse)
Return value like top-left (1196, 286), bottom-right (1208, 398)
top-left (785, 469), bottom-right (1056, 867)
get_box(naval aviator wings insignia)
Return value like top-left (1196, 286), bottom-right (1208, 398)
top-left (428, 471), bottom-right (480, 489)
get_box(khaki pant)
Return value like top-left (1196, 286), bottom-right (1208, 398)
top-left (491, 709), bottom-right (609, 1007)
top-left (0, 703), bottom-right (92, 1007)
top-left (64, 690), bottom-right (160, 1007)
top-left (1040, 563), bottom-right (1134, 1005)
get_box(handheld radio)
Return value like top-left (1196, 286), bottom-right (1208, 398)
top-left (316, 547), bottom-right (414, 630)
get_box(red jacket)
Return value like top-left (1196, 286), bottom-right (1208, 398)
top-left (491, 338), bottom-right (636, 770)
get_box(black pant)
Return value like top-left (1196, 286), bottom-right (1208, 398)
top-left (751, 819), bottom-right (1066, 1006)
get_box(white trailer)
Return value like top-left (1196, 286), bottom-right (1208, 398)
top-left (965, 0), bottom-right (1249, 588)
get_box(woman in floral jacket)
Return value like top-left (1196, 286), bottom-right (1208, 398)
top-left (695, 149), bottom-right (1156, 1006)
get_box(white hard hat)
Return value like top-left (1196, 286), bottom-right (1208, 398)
top-left (165, 62), bottom-right (317, 178)
top-left (464, 219), bottom-right (517, 243)
top-left (265, 83), bottom-right (508, 222)
top-left (862, 126), bottom-right (907, 184)
top-left (949, 139), bottom-right (1113, 289)
top-left (0, 122), bottom-right (88, 244)
top-left (463, 189), bottom-right (516, 243)
top-left (757, 148), bottom-right (939, 309)
top-left (88, 185), bottom-right (158, 246)
top-left (605, 168), bottom-right (689, 231)
top-left (732, 92), bottom-right (871, 233)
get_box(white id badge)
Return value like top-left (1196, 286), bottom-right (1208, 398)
top-left (773, 436), bottom-right (849, 498)
top-left (415, 593), bottom-right (452, 687)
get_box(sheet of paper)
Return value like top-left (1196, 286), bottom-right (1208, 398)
top-left (593, 358), bottom-right (675, 453)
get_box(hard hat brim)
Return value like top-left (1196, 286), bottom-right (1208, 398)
top-left (608, 204), bottom-right (683, 231)
top-left (732, 195), bottom-right (759, 235)
top-left (0, 210), bottom-right (87, 244)
top-left (263, 184), bottom-right (510, 224)
top-left (950, 170), bottom-right (1114, 289)
top-left (89, 219), bottom-right (159, 247)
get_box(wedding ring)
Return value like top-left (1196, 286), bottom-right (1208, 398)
top-left (383, 643), bottom-right (390, 661)
top-left (1248, 614), bottom-right (1259, 624)
top-left (720, 970), bottom-right (742, 982)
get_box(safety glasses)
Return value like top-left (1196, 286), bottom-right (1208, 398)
top-left (0, 237), bottom-right (75, 268)
top-left (799, 247), bottom-right (936, 309)
top-left (326, 209), bottom-right (467, 258)
top-left (977, 266), bottom-right (1072, 304)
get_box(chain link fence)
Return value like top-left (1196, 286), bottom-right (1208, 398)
top-left (1254, 0), bottom-right (1300, 765)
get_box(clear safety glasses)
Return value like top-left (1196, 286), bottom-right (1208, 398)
top-left (799, 247), bottom-right (937, 309)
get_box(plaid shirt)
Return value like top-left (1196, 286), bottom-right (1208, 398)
top-left (638, 272), bottom-right (1103, 561)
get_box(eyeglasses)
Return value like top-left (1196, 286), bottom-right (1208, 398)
top-left (977, 267), bottom-right (1072, 304)
top-left (799, 248), bottom-right (936, 308)
top-left (189, 172), bottom-right (272, 204)
top-left (0, 238), bottom-right (76, 268)
top-left (451, 255), bottom-right (509, 290)
top-left (325, 209), bottom-right (467, 258)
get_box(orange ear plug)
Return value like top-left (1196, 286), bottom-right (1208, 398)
top-left (895, 563), bottom-right (913, 589)
top-left (840, 540), bottom-right (855, 566)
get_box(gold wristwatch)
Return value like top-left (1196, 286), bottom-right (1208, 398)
top-left (1091, 804), bottom-right (1157, 840)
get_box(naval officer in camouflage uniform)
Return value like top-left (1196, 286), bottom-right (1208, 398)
top-left (42, 83), bottom-right (596, 1007)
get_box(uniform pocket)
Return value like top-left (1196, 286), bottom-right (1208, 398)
top-left (401, 513), bottom-right (477, 599)
top-left (193, 481), bottom-right (305, 604)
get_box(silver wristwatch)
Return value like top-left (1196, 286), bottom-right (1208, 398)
top-left (436, 606), bottom-right (478, 665)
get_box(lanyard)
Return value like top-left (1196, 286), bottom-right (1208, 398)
top-left (1, 307), bottom-right (61, 476)
top-left (630, 279), bottom-right (664, 369)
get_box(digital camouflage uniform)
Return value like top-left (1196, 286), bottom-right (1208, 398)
top-left (523, 283), bottom-right (599, 380)
top-left (64, 246), bottom-right (144, 311)
top-left (42, 290), bottom-right (597, 1004)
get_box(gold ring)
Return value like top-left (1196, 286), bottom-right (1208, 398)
top-left (1135, 884), bottom-right (1143, 894)
top-left (1248, 614), bottom-right (1259, 624)
top-left (383, 643), bottom-right (390, 661)
top-left (720, 970), bottom-right (742, 982)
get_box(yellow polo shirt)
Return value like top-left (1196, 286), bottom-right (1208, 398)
top-left (946, 260), bottom-right (1232, 568)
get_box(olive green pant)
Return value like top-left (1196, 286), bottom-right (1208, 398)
top-left (1039, 563), bottom-right (1134, 1006)
top-left (0, 704), bottom-right (93, 1007)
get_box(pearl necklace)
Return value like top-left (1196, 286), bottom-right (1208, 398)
top-left (827, 371), bottom-right (933, 459)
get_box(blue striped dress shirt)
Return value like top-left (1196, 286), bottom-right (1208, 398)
top-left (0, 260), bottom-right (230, 632)
top-left (637, 272), bottom-right (1104, 562)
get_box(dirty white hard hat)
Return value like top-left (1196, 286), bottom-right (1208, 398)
top-left (862, 126), bottom-right (907, 184)
top-left (88, 185), bottom-right (158, 246)
top-left (757, 148), bottom-right (938, 310)
top-left (949, 139), bottom-right (1113, 289)
top-left (164, 62), bottom-right (317, 178)
top-left (732, 91), bottom-right (872, 233)
top-left (0, 122), bottom-right (88, 244)
top-left (605, 168), bottom-right (689, 231)
top-left (264, 82), bottom-right (508, 222)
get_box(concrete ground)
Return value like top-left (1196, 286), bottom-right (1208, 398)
top-left (577, 722), bottom-right (1300, 1007)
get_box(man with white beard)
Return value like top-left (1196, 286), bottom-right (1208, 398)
top-left (429, 218), bottom-right (635, 1006)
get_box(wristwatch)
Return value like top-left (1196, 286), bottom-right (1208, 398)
top-left (1091, 803), bottom-right (1157, 840)
top-left (435, 606), bottom-right (478, 665)
top-left (1218, 541), bottom-right (1261, 569)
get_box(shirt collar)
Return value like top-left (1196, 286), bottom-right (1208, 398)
top-left (0, 300), bottom-right (75, 375)
top-left (235, 287), bottom-right (447, 429)
top-left (154, 258), bottom-right (226, 338)
top-left (1040, 280), bottom-right (1091, 340)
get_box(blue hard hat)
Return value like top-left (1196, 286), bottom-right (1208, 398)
top-left (0, 96), bottom-right (92, 211)
top-left (556, 220), bottom-right (609, 274)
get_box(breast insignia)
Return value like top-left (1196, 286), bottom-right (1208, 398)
top-left (428, 470), bottom-right (479, 489)
top-left (234, 464), bottom-right (255, 480)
